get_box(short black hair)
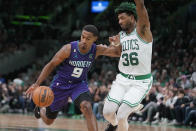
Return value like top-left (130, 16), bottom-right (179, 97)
top-left (82, 25), bottom-right (99, 37)
top-left (115, 2), bottom-right (137, 20)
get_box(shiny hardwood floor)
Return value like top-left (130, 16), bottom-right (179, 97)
top-left (0, 114), bottom-right (194, 131)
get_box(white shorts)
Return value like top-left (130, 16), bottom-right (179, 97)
top-left (107, 73), bottom-right (153, 107)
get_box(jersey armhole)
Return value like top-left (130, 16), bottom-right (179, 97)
top-left (119, 31), bottom-right (123, 45)
top-left (135, 29), bottom-right (152, 44)
top-left (68, 42), bottom-right (76, 59)
top-left (93, 44), bottom-right (96, 59)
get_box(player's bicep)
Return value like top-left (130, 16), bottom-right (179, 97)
top-left (50, 44), bottom-right (71, 66)
top-left (135, 1), bottom-right (152, 42)
top-left (135, 2), bottom-right (150, 33)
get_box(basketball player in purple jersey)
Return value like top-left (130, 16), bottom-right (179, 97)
top-left (26, 25), bottom-right (121, 131)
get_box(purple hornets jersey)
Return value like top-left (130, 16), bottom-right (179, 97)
top-left (49, 41), bottom-right (96, 111)
top-left (52, 41), bottom-right (96, 89)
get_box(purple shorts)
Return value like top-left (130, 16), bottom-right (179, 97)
top-left (49, 80), bottom-right (89, 112)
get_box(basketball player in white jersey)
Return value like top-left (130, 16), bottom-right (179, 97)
top-left (103, 1), bottom-right (153, 131)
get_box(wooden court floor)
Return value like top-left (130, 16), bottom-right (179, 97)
top-left (0, 114), bottom-right (195, 131)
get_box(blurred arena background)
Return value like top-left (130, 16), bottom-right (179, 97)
top-left (0, 0), bottom-right (196, 130)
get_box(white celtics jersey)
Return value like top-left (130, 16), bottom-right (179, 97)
top-left (118, 29), bottom-right (152, 75)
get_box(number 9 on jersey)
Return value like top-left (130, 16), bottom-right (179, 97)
top-left (71, 67), bottom-right (83, 78)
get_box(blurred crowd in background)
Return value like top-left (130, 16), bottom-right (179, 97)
top-left (0, 0), bottom-right (196, 128)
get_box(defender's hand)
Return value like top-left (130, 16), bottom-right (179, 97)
top-left (25, 83), bottom-right (39, 99)
top-left (109, 35), bottom-right (120, 46)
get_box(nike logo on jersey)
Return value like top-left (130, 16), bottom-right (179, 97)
top-left (89, 54), bottom-right (93, 59)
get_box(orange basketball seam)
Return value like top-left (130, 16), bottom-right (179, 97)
top-left (39, 87), bottom-right (42, 107)
top-left (46, 87), bottom-right (49, 107)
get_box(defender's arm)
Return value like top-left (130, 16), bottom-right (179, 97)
top-left (134, 0), bottom-right (152, 42)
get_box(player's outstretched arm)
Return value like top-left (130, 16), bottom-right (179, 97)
top-left (96, 35), bottom-right (121, 58)
top-left (25, 44), bottom-right (71, 98)
top-left (96, 44), bottom-right (121, 58)
top-left (134, 0), bottom-right (152, 42)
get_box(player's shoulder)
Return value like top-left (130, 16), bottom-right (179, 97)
top-left (61, 43), bottom-right (71, 52)
top-left (119, 31), bottom-right (126, 39)
top-left (59, 43), bottom-right (72, 58)
top-left (119, 31), bottom-right (124, 35)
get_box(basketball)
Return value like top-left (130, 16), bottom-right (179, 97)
top-left (32, 86), bottom-right (54, 107)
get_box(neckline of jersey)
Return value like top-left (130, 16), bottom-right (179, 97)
top-left (77, 41), bottom-right (92, 55)
top-left (122, 29), bottom-right (152, 44)
top-left (125, 28), bottom-right (136, 36)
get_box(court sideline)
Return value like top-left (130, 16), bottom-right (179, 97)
top-left (0, 114), bottom-right (194, 131)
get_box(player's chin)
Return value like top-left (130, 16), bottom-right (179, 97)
top-left (121, 27), bottom-right (127, 31)
top-left (119, 24), bottom-right (123, 27)
top-left (82, 46), bottom-right (86, 50)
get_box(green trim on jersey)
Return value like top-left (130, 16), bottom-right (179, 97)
top-left (107, 95), bottom-right (121, 106)
top-left (119, 29), bottom-right (136, 40)
top-left (122, 100), bottom-right (138, 107)
top-left (126, 29), bottom-right (136, 36)
top-left (135, 31), bottom-right (151, 44)
top-left (122, 77), bottom-right (153, 107)
top-left (120, 29), bottom-right (152, 44)
top-left (77, 41), bottom-right (92, 55)
top-left (120, 72), bottom-right (152, 80)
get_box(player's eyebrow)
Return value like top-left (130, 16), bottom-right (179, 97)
top-left (82, 34), bottom-right (92, 39)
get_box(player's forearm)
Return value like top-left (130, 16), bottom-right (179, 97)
top-left (103, 48), bottom-right (120, 57)
top-left (96, 45), bottom-right (120, 57)
top-left (35, 62), bottom-right (56, 86)
top-left (134, 0), bottom-right (145, 7)
top-left (108, 45), bottom-right (121, 57)
top-left (134, 0), bottom-right (150, 30)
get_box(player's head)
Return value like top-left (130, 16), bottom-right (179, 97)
top-left (80, 25), bottom-right (99, 50)
top-left (115, 2), bottom-right (137, 32)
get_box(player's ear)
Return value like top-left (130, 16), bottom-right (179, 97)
top-left (94, 36), bottom-right (98, 42)
top-left (131, 15), bottom-right (135, 22)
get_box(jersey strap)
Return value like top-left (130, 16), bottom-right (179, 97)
top-left (120, 72), bottom-right (152, 80)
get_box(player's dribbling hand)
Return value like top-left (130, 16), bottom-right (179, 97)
top-left (25, 83), bottom-right (39, 99)
top-left (109, 34), bottom-right (120, 46)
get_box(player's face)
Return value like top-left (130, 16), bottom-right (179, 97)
top-left (80, 30), bottom-right (97, 50)
top-left (118, 13), bottom-right (134, 32)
